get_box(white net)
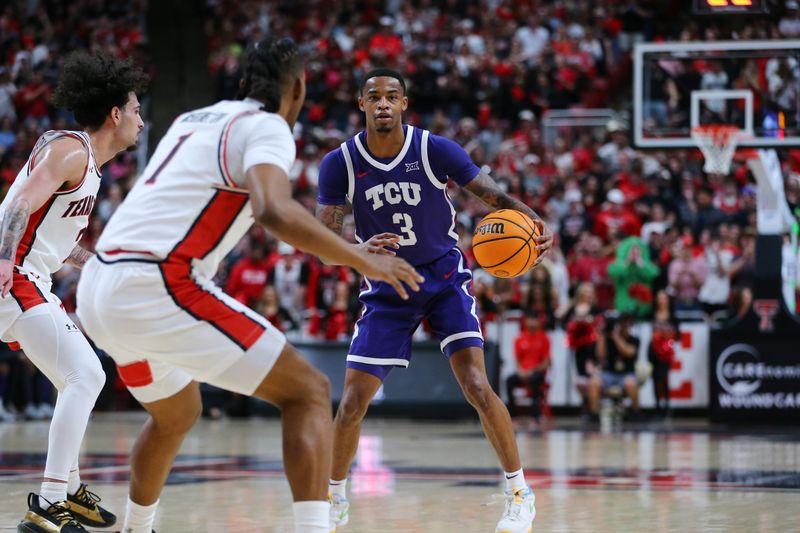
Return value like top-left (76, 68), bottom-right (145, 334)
top-left (691, 125), bottom-right (742, 175)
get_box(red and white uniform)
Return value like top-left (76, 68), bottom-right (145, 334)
top-left (77, 99), bottom-right (295, 403)
top-left (0, 129), bottom-right (106, 486)
top-left (0, 130), bottom-right (100, 336)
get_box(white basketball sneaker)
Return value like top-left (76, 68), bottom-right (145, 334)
top-left (495, 486), bottom-right (536, 533)
top-left (329, 493), bottom-right (349, 528)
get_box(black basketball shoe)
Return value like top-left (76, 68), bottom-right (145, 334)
top-left (66, 483), bottom-right (116, 527)
top-left (18, 492), bottom-right (87, 533)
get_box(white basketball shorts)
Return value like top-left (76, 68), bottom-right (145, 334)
top-left (76, 256), bottom-right (286, 403)
top-left (0, 269), bottom-right (62, 343)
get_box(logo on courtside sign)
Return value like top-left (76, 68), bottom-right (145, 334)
top-left (715, 343), bottom-right (800, 409)
top-left (753, 299), bottom-right (779, 332)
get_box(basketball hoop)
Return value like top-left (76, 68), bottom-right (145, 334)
top-left (691, 125), bottom-right (744, 175)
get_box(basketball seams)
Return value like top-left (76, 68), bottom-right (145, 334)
top-left (472, 235), bottom-right (529, 247)
top-left (494, 208), bottom-right (538, 235)
top-left (473, 236), bottom-right (530, 269)
top-left (484, 235), bottom-right (532, 270)
top-left (515, 210), bottom-right (538, 235)
top-left (473, 210), bottom-right (539, 276)
top-left (472, 237), bottom-right (529, 266)
top-left (510, 240), bottom-right (533, 278)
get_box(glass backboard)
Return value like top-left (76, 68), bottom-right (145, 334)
top-left (634, 40), bottom-right (800, 148)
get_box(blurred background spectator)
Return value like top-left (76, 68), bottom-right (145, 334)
top-left (562, 283), bottom-right (602, 415)
top-left (648, 290), bottom-right (677, 417)
top-left (608, 236), bottom-right (659, 318)
top-left (506, 314), bottom-right (551, 430)
top-left (589, 314), bottom-right (642, 421)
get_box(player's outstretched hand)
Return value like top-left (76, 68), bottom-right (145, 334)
top-left (360, 232), bottom-right (401, 255)
top-left (0, 259), bottom-right (13, 298)
top-left (358, 254), bottom-right (425, 300)
top-left (532, 219), bottom-right (554, 268)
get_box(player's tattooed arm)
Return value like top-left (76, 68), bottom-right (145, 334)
top-left (0, 198), bottom-right (31, 262)
top-left (316, 204), bottom-right (345, 235)
top-left (464, 171), bottom-right (541, 221)
top-left (463, 171), bottom-right (554, 265)
top-left (66, 245), bottom-right (94, 269)
top-left (0, 198), bottom-right (30, 297)
top-left (315, 203), bottom-right (400, 263)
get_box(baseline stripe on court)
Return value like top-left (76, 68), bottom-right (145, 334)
top-left (160, 189), bottom-right (264, 350)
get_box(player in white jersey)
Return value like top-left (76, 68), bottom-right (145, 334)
top-left (0, 52), bottom-right (148, 533)
top-left (75, 37), bottom-right (423, 533)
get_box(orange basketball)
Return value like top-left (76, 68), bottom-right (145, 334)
top-left (472, 209), bottom-right (539, 278)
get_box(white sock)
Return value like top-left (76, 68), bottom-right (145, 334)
top-left (504, 469), bottom-right (528, 492)
top-left (67, 464), bottom-right (81, 495)
top-left (122, 497), bottom-right (159, 533)
top-left (293, 501), bottom-right (330, 533)
top-left (329, 478), bottom-right (347, 497)
top-left (40, 481), bottom-right (67, 507)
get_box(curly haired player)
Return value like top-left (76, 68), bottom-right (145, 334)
top-left (0, 51), bottom-right (148, 532)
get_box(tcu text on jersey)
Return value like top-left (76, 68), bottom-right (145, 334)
top-left (364, 182), bottom-right (421, 210)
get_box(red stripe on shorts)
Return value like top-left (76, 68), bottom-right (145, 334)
top-left (160, 189), bottom-right (265, 351)
top-left (117, 360), bottom-right (154, 388)
top-left (9, 272), bottom-right (47, 312)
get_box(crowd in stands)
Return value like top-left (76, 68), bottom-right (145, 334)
top-left (0, 0), bottom-right (797, 419)
top-left (203, 0), bottom-right (788, 339)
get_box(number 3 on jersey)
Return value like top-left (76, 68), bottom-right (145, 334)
top-left (392, 212), bottom-right (417, 246)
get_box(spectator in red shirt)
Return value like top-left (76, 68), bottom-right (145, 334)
top-left (569, 235), bottom-right (615, 310)
top-left (714, 179), bottom-right (741, 215)
top-left (16, 69), bottom-right (51, 128)
top-left (593, 188), bottom-right (642, 240)
top-left (571, 133), bottom-right (594, 174)
top-left (369, 17), bottom-right (404, 61)
top-left (225, 244), bottom-right (276, 307)
top-left (322, 281), bottom-right (355, 341)
top-left (617, 159), bottom-right (647, 202)
top-left (506, 314), bottom-right (551, 429)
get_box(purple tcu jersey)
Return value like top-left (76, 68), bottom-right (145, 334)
top-left (318, 126), bottom-right (480, 266)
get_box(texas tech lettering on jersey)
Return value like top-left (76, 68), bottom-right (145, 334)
top-left (0, 130), bottom-right (101, 280)
top-left (62, 196), bottom-right (96, 218)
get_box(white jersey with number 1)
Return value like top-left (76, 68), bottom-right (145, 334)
top-left (96, 98), bottom-right (295, 278)
top-left (77, 98), bottom-right (295, 403)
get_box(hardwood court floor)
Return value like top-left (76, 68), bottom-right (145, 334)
top-left (0, 413), bottom-right (798, 532)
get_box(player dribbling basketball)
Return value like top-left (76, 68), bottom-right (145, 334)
top-left (316, 69), bottom-right (553, 533)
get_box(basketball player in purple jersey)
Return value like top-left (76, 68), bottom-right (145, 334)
top-left (317, 69), bottom-right (552, 533)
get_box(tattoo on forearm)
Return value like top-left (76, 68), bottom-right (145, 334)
top-left (465, 173), bottom-right (542, 220)
top-left (0, 198), bottom-right (31, 262)
top-left (67, 245), bottom-right (93, 269)
top-left (316, 204), bottom-right (345, 235)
